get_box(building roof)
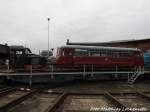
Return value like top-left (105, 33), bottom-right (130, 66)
top-left (66, 38), bottom-right (150, 46)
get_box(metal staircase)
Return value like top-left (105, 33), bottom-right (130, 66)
top-left (128, 66), bottom-right (144, 84)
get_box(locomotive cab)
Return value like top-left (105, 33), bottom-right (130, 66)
top-left (55, 47), bottom-right (74, 65)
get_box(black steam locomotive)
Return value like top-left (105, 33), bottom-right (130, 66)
top-left (0, 44), bottom-right (48, 72)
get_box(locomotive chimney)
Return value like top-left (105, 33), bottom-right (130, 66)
top-left (66, 39), bottom-right (69, 45)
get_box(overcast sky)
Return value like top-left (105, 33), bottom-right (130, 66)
top-left (0, 0), bottom-right (150, 53)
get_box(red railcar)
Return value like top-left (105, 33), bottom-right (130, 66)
top-left (55, 45), bottom-right (144, 68)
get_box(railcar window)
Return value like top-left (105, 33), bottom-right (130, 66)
top-left (56, 49), bottom-right (59, 55)
top-left (124, 52), bottom-right (129, 57)
top-left (74, 49), bottom-right (88, 56)
top-left (128, 52), bottom-right (134, 57)
top-left (112, 51), bottom-right (118, 58)
top-left (60, 48), bottom-right (64, 56)
top-left (107, 50), bottom-right (113, 57)
top-left (118, 51), bottom-right (129, 57)
top-left (89, 49), bottom-right (100, 56)
top-left (63, 50), bottom-right (72, 56)
top-left (57, 48), bottom-right (62, 56)
top-left (100, 50), bottom-right (107, 57)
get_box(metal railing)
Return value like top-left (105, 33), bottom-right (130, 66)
top-left (0, 63), bottom-right (148, 85)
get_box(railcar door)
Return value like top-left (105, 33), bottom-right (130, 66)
top-left (134, 51), bottom-right (144, 66)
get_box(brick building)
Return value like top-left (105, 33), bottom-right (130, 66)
top-left (66, 38), bottom-right (150, 52)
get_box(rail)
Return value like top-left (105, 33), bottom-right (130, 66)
top-left (45, 92), bottom-right (68, 112)
top-left (0, 90), bottom-right (36, 112)
top-left (104, 92), bottom-right (130, 111)
top-left (0, 87), bottom-right (15, 96)
top-left (137, 92), bottom-right (150, 102)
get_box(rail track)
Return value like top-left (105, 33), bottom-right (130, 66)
top-left (0, 81), bottom-right (149, 112)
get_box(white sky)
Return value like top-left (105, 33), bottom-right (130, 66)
top-left (0, 0), bottom-right (150, 53)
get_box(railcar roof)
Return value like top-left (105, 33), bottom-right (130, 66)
top-left (59, 45), bottom-right (140, 51)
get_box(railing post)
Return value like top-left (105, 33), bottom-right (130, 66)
top-left (91, 64), bottom-right (94, 77)
top-left (128, 73), bottom-right (129, 82)
top-left (143, 66), bottom-right (145, 74)
top-left (5, 59), bottom-right (10, 74)
top-left (51, 65), bottom-right (54, 79)
top-left (139, 66), bottom-right (141, 73)
top-left (29, 65), bottom-right (32, 87)
top-left (116, 65), bottom-right (118, 72)
top-left (30, 65), bottom-right (32, 74)
top-left (134, 66), bottom-right (136, 72)
top-left (83, 65), bottom-right (86, 79)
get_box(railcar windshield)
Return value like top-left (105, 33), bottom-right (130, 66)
top-left (56, 48), bottom-right (60, 56)
top-left (56, 48), bottom-right (66, 56)
top-left (61, 48), bottom-right (73, 56)
top-left (134, 51), bottom-right (142, 57)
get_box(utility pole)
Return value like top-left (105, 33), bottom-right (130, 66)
top-left (47, 18), bottom-right (50, 56)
